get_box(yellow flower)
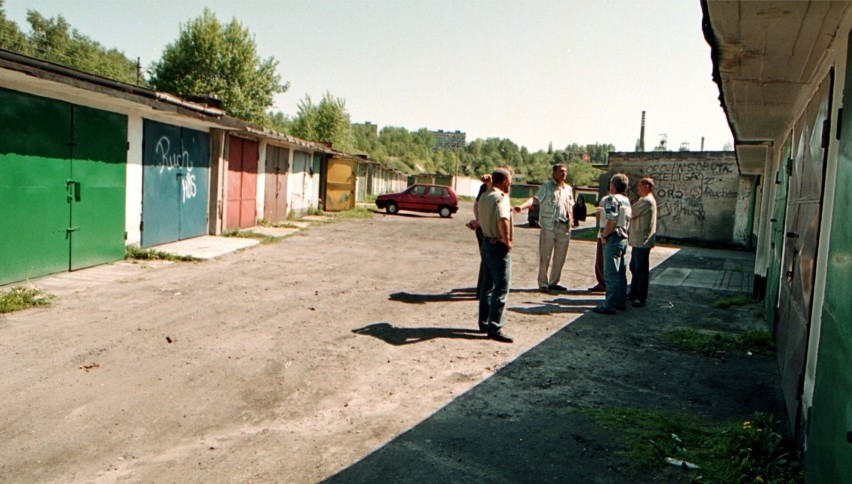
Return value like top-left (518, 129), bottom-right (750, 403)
top-left (755, 476), bottom-right (764, 483)
top-left (743, 421), bottom-right (752, 429)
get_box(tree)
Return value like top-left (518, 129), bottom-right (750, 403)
top-left (0, 1), bottom-right (29, 54)
top-left (149, 8), bottom-right (288, 123)
top-left (291, 92), bottom-right (353, 151)
top-left (1, 4), bottom-right (139, 84)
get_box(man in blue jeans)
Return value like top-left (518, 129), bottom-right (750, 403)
top-left (593, 173), bottom-right (632, 315)
top-left (477, 167), bottom-right (514, 343)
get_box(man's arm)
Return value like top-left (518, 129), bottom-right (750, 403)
top-left (513, 197), bottom-right (535, 213)
top-left (497, 217), bottom-right (512, 251)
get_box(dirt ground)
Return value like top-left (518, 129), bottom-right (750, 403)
top-left (0, 200), bottom-right (785, 483)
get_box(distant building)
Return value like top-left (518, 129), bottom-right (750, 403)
top-left (431, 129), bottom-right (466, 150)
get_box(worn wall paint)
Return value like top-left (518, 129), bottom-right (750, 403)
top-left (607, 151), bottom-right (751, 246)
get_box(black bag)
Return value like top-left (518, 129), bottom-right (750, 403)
top-left (572, 195), bottom-right (587, 223)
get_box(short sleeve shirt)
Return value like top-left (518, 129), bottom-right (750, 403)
top-left (602, 193), bottom-right (631, 238)
top-left (477, 189), bottom-right (512, 239)
top-left (534, 180), bottom-right (574, 231)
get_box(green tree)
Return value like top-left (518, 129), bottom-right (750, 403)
top-left (290, 92), bottom-right (353, 151)
top-left (149, 8), bottom-right (287, 123)
top-left (0, 1), bottom-right (29, 54)
top-left (2, 5), bottom-right (138, 84)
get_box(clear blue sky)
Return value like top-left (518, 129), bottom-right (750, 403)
top-left (4, 0), bottom-right (733, 152)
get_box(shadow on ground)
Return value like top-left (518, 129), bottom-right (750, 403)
top-left (329, 248), bottom-right (786, 483)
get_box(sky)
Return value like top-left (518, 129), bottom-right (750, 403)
top-left (3, 0), bottom-right (733, 153)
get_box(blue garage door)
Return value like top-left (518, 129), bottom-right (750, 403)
top-left (141, 120), bottom-right (210, 247)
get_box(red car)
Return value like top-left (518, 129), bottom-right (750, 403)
top-left (375, 184), bottom-right (459, 218)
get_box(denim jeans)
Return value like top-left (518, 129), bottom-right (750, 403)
top-left (478, 239), bottom-right (511, 331)
top-left (602, 236), bottom-right (628, 309)
top-left (628, 247), bottom-right (651, 303)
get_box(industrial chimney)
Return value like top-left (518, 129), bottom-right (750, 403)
top-left (639, 111), bottom-right (646, 152)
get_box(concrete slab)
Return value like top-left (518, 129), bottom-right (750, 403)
top-left (653, 267), bottom-right (691, 286)
top-left (152, 235), bottom-right (258, 260)
top-left (16, 260), bottom-right (173, 297)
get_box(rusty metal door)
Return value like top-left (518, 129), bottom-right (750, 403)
top-left (765, 136), bottom-right (792, 324)
top-left (804, 36), bottom-right (852, 482)
top-left (263, 145), bottom-right (289, 222)
top-left (775, 72), bottom-right (832, 434)
top-left (325, 158), bottom-right (356, 211)
top-left (226, 136), bottom-right (259, 230)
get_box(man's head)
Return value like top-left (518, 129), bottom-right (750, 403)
top-left (480, 174), bottom-right (492, 186)
top-left (637, 177), bottom-right (654, 196)
top-left (552, 164), bottom-right (568, 184)
top-left (491, 168), bottom-right (512, 193)
top-left (609, 173), bottom-right (628, 194)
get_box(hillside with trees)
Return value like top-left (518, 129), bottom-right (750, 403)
top-left (1, 2), bottom-right (609, 185)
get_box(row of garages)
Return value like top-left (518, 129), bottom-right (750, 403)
top-left (0, 49), bottom-right (407, 286)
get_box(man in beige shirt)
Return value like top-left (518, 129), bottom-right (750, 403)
top-left (627, 177), bottom-right (657, 307)
top-left (476, 168), bottom-right (514, 343)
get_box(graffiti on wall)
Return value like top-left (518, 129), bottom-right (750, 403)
top-left (154, 136), bottom-right (197, 203)
top-left (637, 159), bottom-right (739, 237)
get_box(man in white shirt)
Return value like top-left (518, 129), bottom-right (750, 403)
top-left (514, 164), bottom-right (575, 292)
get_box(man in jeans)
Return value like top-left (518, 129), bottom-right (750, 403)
top-left (514, 164), bottom-right (575, 292)
top-left (627, 177), bottom-right (657, 307)
top-left (477, 168), bottom-right (514, 343)
top-left (593, 173), bottom-right (632, 315)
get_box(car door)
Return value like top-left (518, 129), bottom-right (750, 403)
top-left (426, 185), bottom-right (448, 211)
top-left (405, 185), bottom-right (427, 211)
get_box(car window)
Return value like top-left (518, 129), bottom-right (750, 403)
top-left (410, 185), bottom-right (427, 195)
top-left (428, 186), bottom-right (445, 197)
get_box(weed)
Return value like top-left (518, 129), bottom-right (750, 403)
top-left (664, 328), bottom-right (775, 356)
top-left (0, 287), bottom-right (53, 313)
top-left (224, 230), bottom-right (277, 244)
top-left (307, 206), bottom-right (325, 216)
top-left (583, 408), bottom-right (801, 483)
top-left (332, 206), bottom-right (374, 219)
top-left (715, 293), bottom-right (754, 308)
top-left (125, 246), bottom-right (199, 262)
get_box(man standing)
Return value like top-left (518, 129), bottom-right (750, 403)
top-left (477, 168), bottom-right (514, 343)
top-left (627, 177), bottom-right (657, 307)
top-left (514, 164), bottom-right (575, 292)
top-left (593, 173), bottom-right (632, 315)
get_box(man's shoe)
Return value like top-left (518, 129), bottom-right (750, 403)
top-left (488, 329), bottom-right (514, 343)
top-left (587, 285), bottom-right (606, 292)
top-left (478, 321), bottom-right (488, 333)
top-left (592, 306), bottom-right (616, 315)
top-left (548, 283), bottom-right (568, 292)
top-left (632, 300), bottom-right (645, 308)
top-left (539, 286), bottom-right (550, 293)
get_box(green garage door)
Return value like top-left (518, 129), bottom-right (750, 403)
top-left (0, 88), bottom-right (127, 285)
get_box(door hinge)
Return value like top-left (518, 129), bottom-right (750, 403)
top-left (66, 226), bottom-right (80, 233)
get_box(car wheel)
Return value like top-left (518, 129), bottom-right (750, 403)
top-left (386, 202), bottom-right (399, 215)
top-left (439, 206), bottom-right (452, 218)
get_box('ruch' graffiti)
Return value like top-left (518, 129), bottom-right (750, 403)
top-left (154, 136), bottom-right (196, 203)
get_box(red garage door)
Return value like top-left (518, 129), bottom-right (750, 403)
top-left (226, 136), bottom-right (258, 230)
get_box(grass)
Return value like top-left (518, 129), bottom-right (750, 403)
top-left (331, 206), bottom-right (374, 219)
top-left (584, 408), bottom-right (801, 483)
top-left (223, 229), bottom-right (278, 244)
top-left (715, 293), bottom-right (755, 308)
top-left (664, 328), bottom-right (775, 357)
top-left (125, 246), bottom-right (200, 262)
top-left (0, 286), bottom-right (53, 313)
